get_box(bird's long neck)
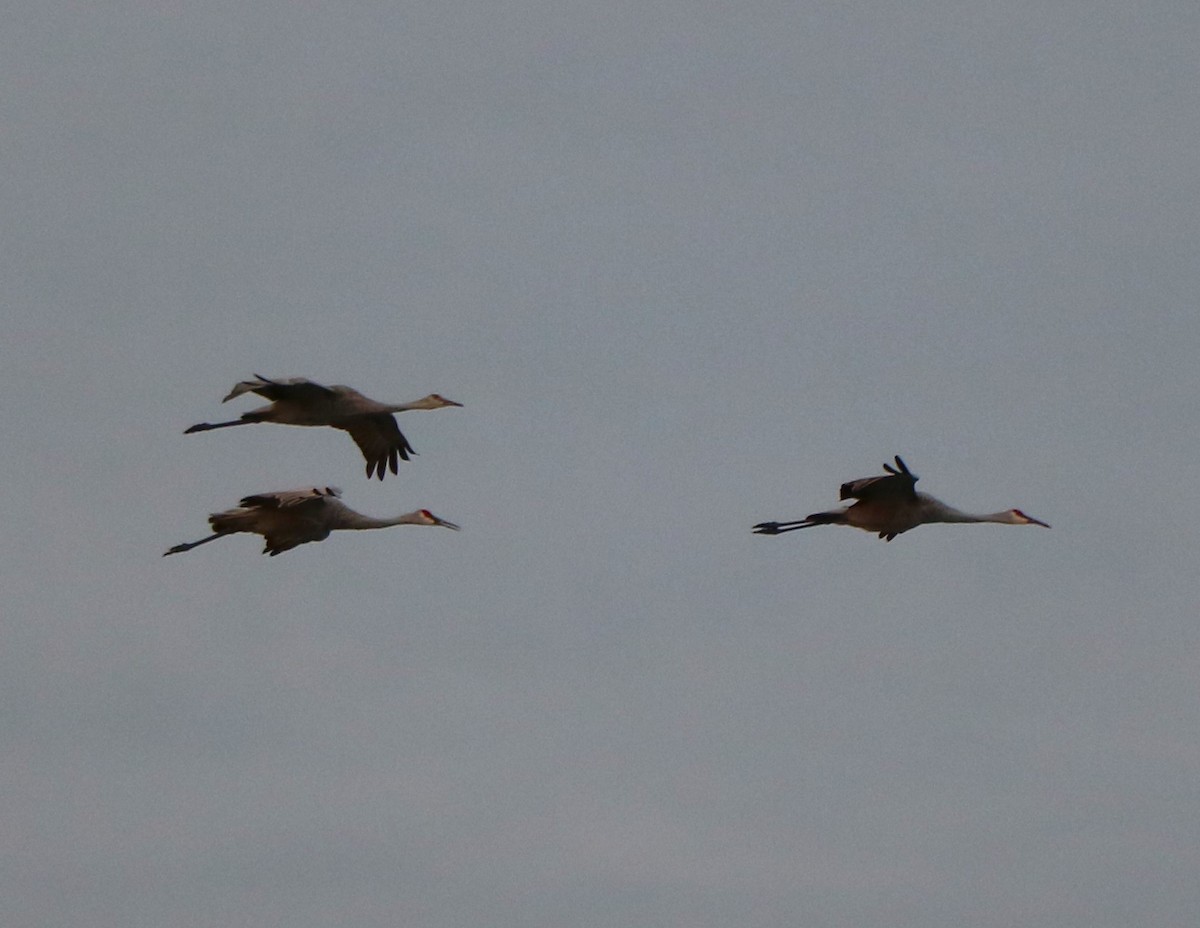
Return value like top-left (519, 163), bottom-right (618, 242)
top-left (938, 510), bottom-right (990, 524)
top-left (924, 501), bottom-right (1014, 525)
top-left (385, 399), bottom-right (434, 413)
top-left (347, 513), bottom-right (409, 530)
top-left (340, 511), bottom-right (427, 530)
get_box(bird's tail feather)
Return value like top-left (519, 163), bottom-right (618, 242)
top-left (222, 377), bottom-right (271, 402)
top-left (210, 509), bottom-right (259, 535)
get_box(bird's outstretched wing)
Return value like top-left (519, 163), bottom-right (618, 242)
top-left (237, 486), bottom-right (342, 510)
top-left (222, 375), bottom-right (338, 404)
top-left (338, 415), bottom-right (415, 480)
top-left (840, 455), bottom-right (918, 502)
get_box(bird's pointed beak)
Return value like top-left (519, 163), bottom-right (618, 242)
top-left (435, 517), bottom-right (461, 530)
top-left (442, 398), bottom-right (463, 407)
top-left (1028, 516), bottom-right (1050, 528)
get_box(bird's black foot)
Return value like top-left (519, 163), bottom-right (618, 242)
top-left (753, 519), bottom-right (816, 535)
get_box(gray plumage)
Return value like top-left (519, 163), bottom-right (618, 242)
top-left (754, 455), bottom-right (1050, 541)
top-left (185, 376), bottom-right (462, 479)
top-left (164, 486), bottom-right (460, 557)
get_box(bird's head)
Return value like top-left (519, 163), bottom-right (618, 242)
top-left (418, 509), bottom-right (461, 530)
top-left (419, 394), bottom-right (463, 409)
top-left (1010, 509), bottom-right (1050, 528)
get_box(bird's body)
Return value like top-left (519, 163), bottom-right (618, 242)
top-left (185, 376), bottom-right (462, 479)
top-left (164, 486), bottom-right (460, 556)
top-left (754, 456), bottom-right (1049, 541)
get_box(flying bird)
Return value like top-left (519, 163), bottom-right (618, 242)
top-left (185, 376), bottom-right (462, 479)
top-left (753, 455), bottom-right (1049, 541)
top-left (164, 486), bottom-right (460, 557)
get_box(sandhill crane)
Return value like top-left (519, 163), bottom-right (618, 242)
top-left (163, 486), bottom-right (460, 557)
top-left (753, 455), bottom-right (1049, 541)
top-left (185, 376), bottom-right (462, 479)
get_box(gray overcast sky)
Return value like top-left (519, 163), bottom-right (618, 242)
top-left (4, 1), bottom-right (1200, 926)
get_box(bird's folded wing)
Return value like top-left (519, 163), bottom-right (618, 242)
top-left (840, 472), bottom-right (917, 502)
top-left (238, 486), bottom-right (341, 510)
top-left (840, 455), bottom-right (918, 501)
top-left (223, 376), bottom-right (337, 403)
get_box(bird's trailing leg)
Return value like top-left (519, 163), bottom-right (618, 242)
top-left (752, 519), bottom-right (816, 535)
top-left (184, 418), bottom-right (254, 434)
top-left (753, 510), bottom-right (847, 535)
top-left (163, 533), bottom-right (225, 556)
